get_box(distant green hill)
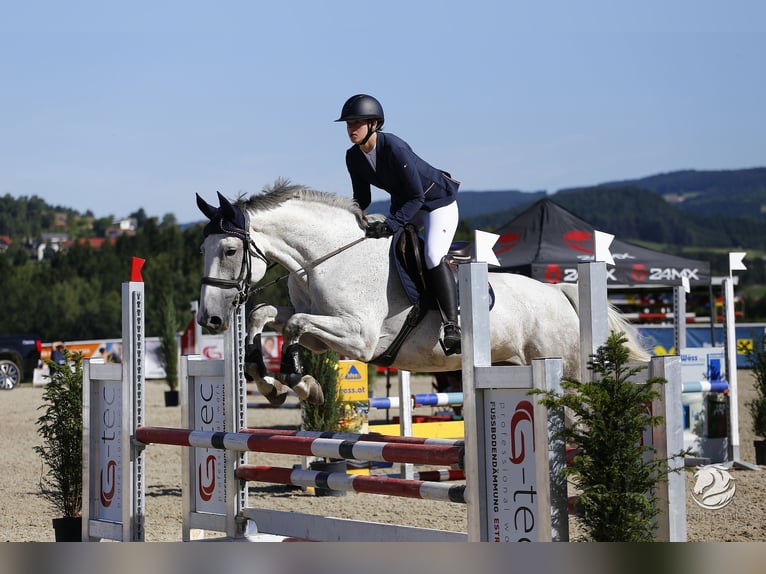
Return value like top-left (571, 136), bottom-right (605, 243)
top-left (377, 168), bottom-right (766, 250)
top-left (566, 167), bottom-right (766, 219)
top-left (368, 167), bottom-right (766, 229)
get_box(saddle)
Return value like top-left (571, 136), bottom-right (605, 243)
top-left (395, 224), bottom-right (472, 301)
top-left (371, 225), bottom-right (474, 367)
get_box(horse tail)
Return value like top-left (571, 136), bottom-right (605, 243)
top-left (555, 283), bottom-right (651, 363)
top-left (607, 306), bottom-right (651, 362)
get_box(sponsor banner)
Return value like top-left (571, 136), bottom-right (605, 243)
top-left (680, 347), bottom-right (726, 384)
top-left (94, 379), bottom-right (123, 522)
top-left (36, 330), bottom-right (281, 383)
top-left (337, 360), bottom-right (368, 402)
top-left (337, 360), bottom-right (369, 434)
top-left (639, 325), bottom-right (766, 369)
top-left (483, 390), bottom-right (539, 542)
top-left (532, 263), bottom-right (706, 286)
top-left (36, 338), bottom-right (166, 383)
top-left (191, 332), bottom-right (282, 373)
top-left (192, 375), bottom-right (227, 514)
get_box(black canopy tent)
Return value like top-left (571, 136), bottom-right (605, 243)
top-left (491, 198), bottom-right (711, 288)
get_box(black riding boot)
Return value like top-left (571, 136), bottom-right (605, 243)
top-left (428, 260), bottom-right (461, 355)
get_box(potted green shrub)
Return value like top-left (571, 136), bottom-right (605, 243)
top-left (535, 332), bottom-right (688, 541)
top-left (299, 347), bottom-right (347, 496)
top-left (745, 333), bottom-right (766, 464)
top-left (159, 293), bottom-right (180, 407)
top-left (35, 349), bottom-right (84, 541)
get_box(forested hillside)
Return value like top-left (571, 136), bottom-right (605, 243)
top-left (584, 167), bottom-right (766, 219)
top-left (2, 167), bottom-right (766, 341)
top-left (0, 219), bottom-right (206, 341)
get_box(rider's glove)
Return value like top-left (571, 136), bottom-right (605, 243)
top-left (365, 220), bottom-right (394, 239)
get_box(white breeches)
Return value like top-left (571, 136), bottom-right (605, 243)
top-left (412, 202), bottom-right (459, 269)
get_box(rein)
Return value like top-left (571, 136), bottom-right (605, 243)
top-left (202, 230), bottom-right (367, 303)
top-left (251, 235), bottom-right (367, 295)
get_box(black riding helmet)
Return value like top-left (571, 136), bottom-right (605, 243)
top-left (335, 94), bottom-right (385, 128)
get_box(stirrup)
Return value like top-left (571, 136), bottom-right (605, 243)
top-left (440, 323), bottom-right (462, 356)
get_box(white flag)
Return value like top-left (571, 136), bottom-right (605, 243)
top-left (594, 230), bottom-right (615, 266)
top-left (681, 276), bottom-right (690, 294)
top-left (474, 230), bottom-right (501, 267)
top-left (729, 252), bottom-right (747, 272)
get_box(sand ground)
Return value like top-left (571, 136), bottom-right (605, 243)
top-left (3, 371), bottom-right (765, 542)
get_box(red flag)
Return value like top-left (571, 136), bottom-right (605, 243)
top-left (131, 257), bottom-right (145, 282)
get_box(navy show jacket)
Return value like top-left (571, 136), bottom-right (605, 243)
top-left (345, 131), bottom-right (460, 232)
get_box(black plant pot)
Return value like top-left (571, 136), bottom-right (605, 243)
top-left (309, 459), bottom-right (347, 497)
top-left (755, 440), bottom-right (766, 465)
top-left (164, 390), bottom-right (179, 407)
top-left (52, 516), bottom-right (82, 542)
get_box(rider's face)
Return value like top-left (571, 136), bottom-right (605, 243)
top-left (346, 119), bottom-right (374, 145)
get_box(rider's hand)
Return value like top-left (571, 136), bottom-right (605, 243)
top-left (366, 220), bottom-right (393, 239)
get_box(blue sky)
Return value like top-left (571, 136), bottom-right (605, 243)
top-left (1, 1), bottom-right (764, 224)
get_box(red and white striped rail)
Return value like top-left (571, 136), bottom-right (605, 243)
top-left (240, 427), bottom-right (464, 447)
top-left (236, 465), bottom-right (466, 503)
top-left (135, 426), bottom-right (464, 467)
top-left (385, 468), bottom-right (465, 482)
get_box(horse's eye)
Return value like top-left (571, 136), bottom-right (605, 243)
top-left (225, 248), bottom-right (237, 257)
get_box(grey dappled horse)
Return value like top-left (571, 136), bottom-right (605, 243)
top-left (196, 181), bottom-right (649, 405)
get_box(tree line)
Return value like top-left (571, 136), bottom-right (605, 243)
top-left (2, 189), bottom-right (766, 344)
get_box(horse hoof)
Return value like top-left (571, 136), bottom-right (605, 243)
top-left (305, 382), bottom-right (324, 405)
top-left (255, 378), bottom-right (289, 406)
top-left (281, 372), bottom-right (303, 387)
top-left (293, 377), bottom-right (324, 405)
top-left (264, 389), bottom-right (288, 406)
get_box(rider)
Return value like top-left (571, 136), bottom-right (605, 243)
top-left (336, 94), bottom-right (462, 355)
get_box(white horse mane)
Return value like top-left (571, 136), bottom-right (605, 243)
top-left (237, 179), bottom-right (366, 228)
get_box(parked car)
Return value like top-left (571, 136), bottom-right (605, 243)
top-left (0, 334), bottom-right (42, 389)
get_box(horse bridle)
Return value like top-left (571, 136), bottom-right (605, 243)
top-left (200, 231), bottom-right (270, 307)
top-left (200, 223), bottom-right (366, 308)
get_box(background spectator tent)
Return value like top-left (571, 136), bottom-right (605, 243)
top-left (491, 197), bottom-right (711, 288)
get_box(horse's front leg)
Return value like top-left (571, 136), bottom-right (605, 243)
top-left (277, 342), bottom-right (325, 405)
top-left (244, 304), bottom-right (296, 406)
top-left (278, 312), bottom-right (372, 406)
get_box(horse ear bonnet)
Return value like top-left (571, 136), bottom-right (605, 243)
top-left (197, 192), bottom-right (248, 239)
